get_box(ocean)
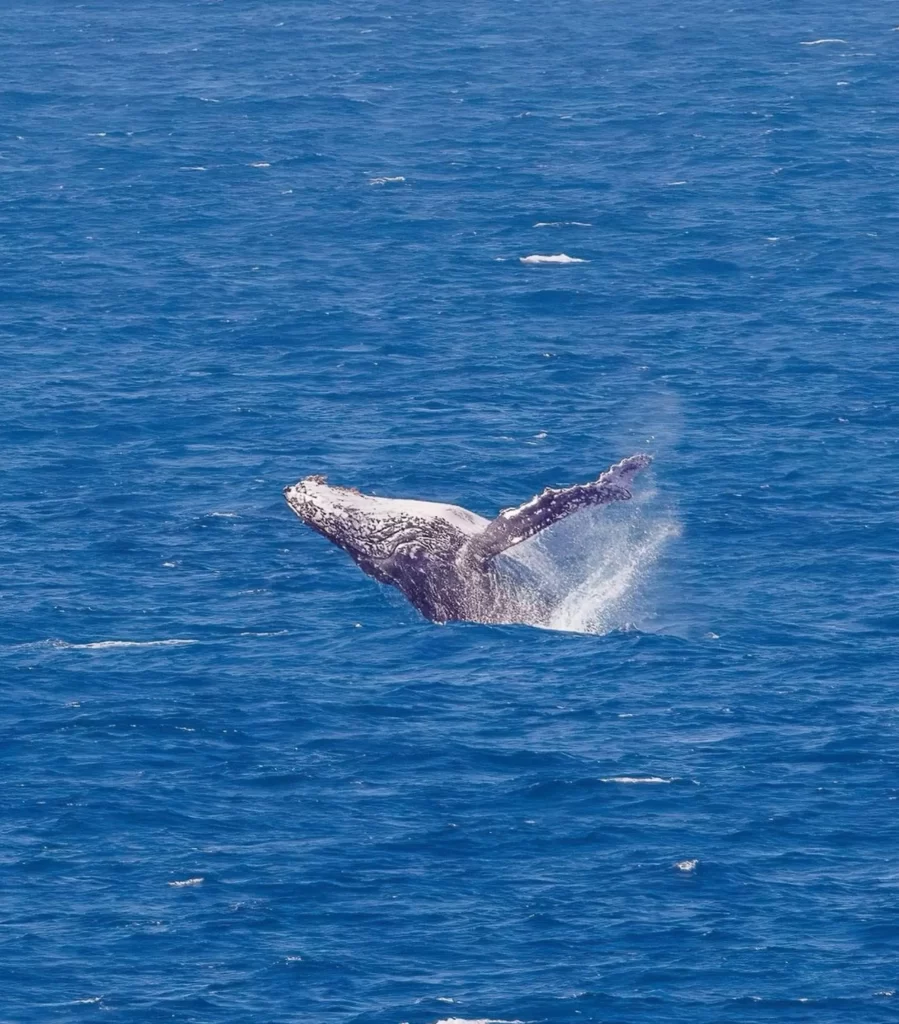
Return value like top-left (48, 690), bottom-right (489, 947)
top-left (3, 1), bottom-right (899, 1021)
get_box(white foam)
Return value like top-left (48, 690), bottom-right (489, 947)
top-left (369, 175), bottom-right (405, 185)
top-left (180, 166), bottom-right (207, 171)
top-left (800, 38), bottom-right (848, 45)
top-left (61, 639), bottom-right (199, 650)
top-left (519, 253), bottom-right (588, 264)
top-left (674, 858), bottom-right (699, 872)
top-left (249, 161), bottom-right (270, 168)
top-left (601, 776), bottom-right (672, 784)
top-left (533, 221), bottom-right (591, 227)
top-left (168, 877), bottom-right (204, 887)
top-left (434, 1019), bottom-right (524, 1024)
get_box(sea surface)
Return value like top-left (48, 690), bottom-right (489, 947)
top-left (3, 2), bottom-right (899, 1022)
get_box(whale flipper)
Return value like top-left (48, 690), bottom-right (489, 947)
top-left (465, 454), bottom-right (652, 566)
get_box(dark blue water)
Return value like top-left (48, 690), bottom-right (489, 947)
top-left (3, 2), bottom-right (899, 1021)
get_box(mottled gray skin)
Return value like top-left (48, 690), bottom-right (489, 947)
top-left (284, 454), bottom-right (651, 625)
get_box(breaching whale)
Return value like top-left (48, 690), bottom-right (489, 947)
top-left (284, 454), bottom-right (652, 625)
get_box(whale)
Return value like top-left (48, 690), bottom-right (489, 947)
top-left (284, 454), bottom-right (652, 625)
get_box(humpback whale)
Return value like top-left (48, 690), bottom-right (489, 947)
top-left (284, 454), bottom-right (652, 625)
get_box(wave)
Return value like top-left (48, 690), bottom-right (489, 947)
top-left (800, 38), bottom-right (848, 45)
top-left (601, 776), bottom-right (673, 784)
top-left (533, 221), bottom-right (592, 228)
top-left (519, 253), bottom-right (588, 264)
top-left (674, 858), bottom-right (699, 871)
top-left (61, 639), bottom-right (199, 650)
top-left (434, 1019), bottom-right (525, 1024)
top-left (4, 638), bottom-right (201, 651)
top-left (7, 632), bottom-right (288, 652)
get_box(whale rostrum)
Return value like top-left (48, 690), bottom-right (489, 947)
top-left (284, 454), bottom-right (652, 625)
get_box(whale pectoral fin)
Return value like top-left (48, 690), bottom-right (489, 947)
top-left (466, 454), bottom-right (652, 565)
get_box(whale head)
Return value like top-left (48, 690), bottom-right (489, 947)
top-left (284, 475), bottom-right (371, 547)
top-left (283, 474), bottom-right (480, 573)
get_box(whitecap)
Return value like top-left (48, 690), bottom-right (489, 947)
top-left (369, 175), bottom-right (405, 185)
top-left (249, 161), bottom-right (270, 168)
top-left (533, 221), bottom-right (592, 227)
top-left (800, 38), bottom-right (848, 45)
top-left (168, 877), bottom-right (204, 887)
top-left (61, 639), bottom-right (199, 650)
top-left (208, 511), bottom-right (240, 518)
top-left (180, 166), bottom-right (207, 171)
top-left (674, 858), bottom-right (699, 872)
top-left (601, 776), bottom-right (672, 784)
top-left (519, 253), bottom-right (588, 264)
top-left (434, 1019), bottom-right (525, 1024)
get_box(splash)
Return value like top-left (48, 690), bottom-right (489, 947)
top-left (502, 499), bottom-right (680, 635)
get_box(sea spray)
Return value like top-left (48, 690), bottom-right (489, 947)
top-left (502, 501), bottom-right (680, 635)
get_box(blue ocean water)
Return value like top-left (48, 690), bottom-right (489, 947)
top-left (3, 1), bottom-right (899, 1021)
